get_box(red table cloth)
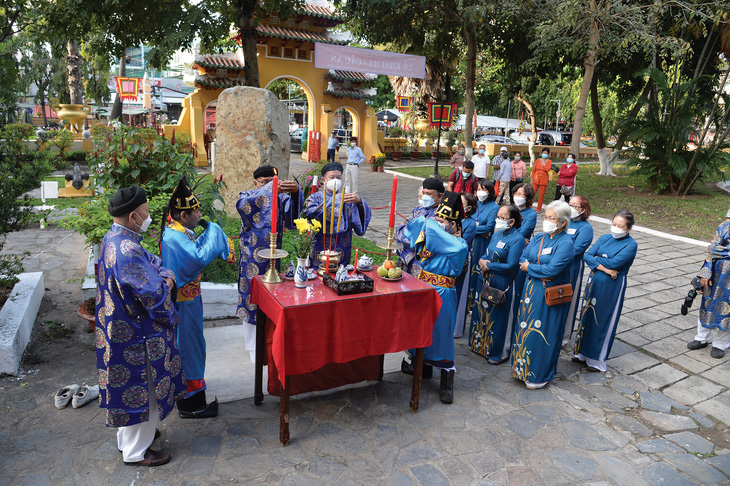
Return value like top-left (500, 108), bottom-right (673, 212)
top-left (251, 271), bottom-right (442, 387)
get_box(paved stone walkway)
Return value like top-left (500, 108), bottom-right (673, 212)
top-left (1, 155), bottom-right (729, 485)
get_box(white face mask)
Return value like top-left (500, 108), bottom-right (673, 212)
top-left (514, 196), bottom-right (527, 207)
top-left (611, 226), bottom-right (628, 239)
top-left (350, 142), bottom-right (356, 147)
top-left (570, 208), bottom-right (580, 219)
top-left (476, 191), bottom-right (488, 202)
top-left (325, 178), bottom-right (343, 192)
top-left (495, 219), bottom-right (509, 232)
top-left (543, 220), bottom-right (558, 234)
top-left (133, 212), bottom-right (152, 233)
top-left (437, 221), bottom-right (449, 232)
top-left (514, 155), bottom-right (521, 161)
top-left (421, 195), bottom-right (435, 208)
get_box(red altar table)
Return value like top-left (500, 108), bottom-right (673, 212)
top-left (250, 271), bottom-right (441, 445)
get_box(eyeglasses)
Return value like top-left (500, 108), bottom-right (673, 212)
top-left (497, 216), bottom-right (512, 221)
top-left (569, 204), bottom-right (582, 210)
top-left (545, 216), bottom-right (560, 222)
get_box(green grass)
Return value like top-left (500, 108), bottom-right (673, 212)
top-left (392, 162), bottom-right (730, 241)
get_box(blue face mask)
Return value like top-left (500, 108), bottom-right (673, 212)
top-left (478, 149), bottom-right (485, 155)
top-left (421, 195), bottom-right (435, 208)
top-left (542, 153), bottom-right (549, 159)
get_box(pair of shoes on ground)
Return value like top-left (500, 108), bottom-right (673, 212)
top-left (55, 384), bottom-right (100, 409)
top-left (176, 390), bottom-right (219, 419)
top-left (687, 340), bottom-right (725, 358)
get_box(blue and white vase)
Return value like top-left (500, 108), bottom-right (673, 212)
top-left (294, 257), bottom-right (308, 288)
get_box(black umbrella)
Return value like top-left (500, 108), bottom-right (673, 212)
top-left (376, 110), bottom-right (400, 122)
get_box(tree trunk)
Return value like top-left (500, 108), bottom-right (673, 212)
top-left (608, 79), bottom-right (653, 167)
top-left (516, 92), bottom-right (537, 167)
top-left (110, 55), bottom-right (126, 121)
top-left (40, 94), bottom-right (47, 127)
top-left (590, 73), bottom-right (612, 175)
top-left (463, 23), bottom-right (476, 157)
top-left (66, 40), bottom-right (84, 104)
top-left (569, 0), bottom-right (599, 157)
top-left (236, 0), bottom-right (259, 87)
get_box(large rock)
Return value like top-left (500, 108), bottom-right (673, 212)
top-left (215, 87), bottom-right (290, 214)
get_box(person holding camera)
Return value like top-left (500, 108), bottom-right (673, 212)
top-left (687, 211), bottom-right (730, 359)
top-left (573, 210), bottom-right (638, 372)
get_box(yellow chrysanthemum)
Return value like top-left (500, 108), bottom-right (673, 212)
top-left (311, 219), bottom-right (322, 231)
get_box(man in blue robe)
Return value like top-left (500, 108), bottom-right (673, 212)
top-left (301, 162), bottom-right (371, 265)
top-left (396, 178), bottom-right (444, 277)
top-left (401, 192), bottom-right (469, 404)
top-left (97, 185), bottom-right (186, 466)
top-left (237, 166), bottom-right (303, 360)
top-left (160, 176), bottom-right (232, 418)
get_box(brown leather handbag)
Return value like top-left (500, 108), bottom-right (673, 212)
top-left (537, 235), bottom-right (573, 306)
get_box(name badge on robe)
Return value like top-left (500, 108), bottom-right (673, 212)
top-left (566, 228), bottom-right (576, 235)
top-left (541, 247), bottom-right (552, 256)
top-left (496, 241), bottom-right (506, 249)
top-left (602, 254), bottom-right (608, 258)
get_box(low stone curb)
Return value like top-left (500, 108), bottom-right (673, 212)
top-left (0, 272), bottom-right (45, 375)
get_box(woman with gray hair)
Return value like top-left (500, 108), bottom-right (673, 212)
top-left (512, 201), bottom-right (575, 389)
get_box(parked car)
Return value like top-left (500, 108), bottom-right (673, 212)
top-left (476, 135), bottom-right (519, 144)
top-left (509, 130), bottom-right (577, 147)
top-left (290, 128), bottom-right (304, 152)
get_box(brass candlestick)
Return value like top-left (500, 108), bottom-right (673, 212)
top-left (257, 232), bottom-right (288, 284)
top-left (379, 226), bottom-right (397, 261)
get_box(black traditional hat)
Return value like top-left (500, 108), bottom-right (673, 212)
top-left (169, 175), bottom-right (201, 211)
top-left (253, 165), bottom-right (277, 179)
top-left (422, 178), bottom-right (445, 193)
top-left (321, 162), bottom-right (343, 176)
top-left (108, 185), bottom-right (147, 217)
top-left (435, 191), bottom-right (464, 222)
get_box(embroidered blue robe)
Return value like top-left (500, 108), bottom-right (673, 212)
top-left (161, 221), bottom-right (231, 390)
top-left (404, 217), bottom-right (468, 367)
top-left (512, 231), bottom-right (574, 384)
top-left (397, 205), bottom-right (436, 277)
top-left (574, 233), bottom-right (638, 364)
top-left (301, 190), bottom-right (371, 265)
top-left (467, 200), bottom-right (499, 308)
top-left (469, 227), bottom-right (526, 361)
top-left (95, 223), bottom-right (186, 427)
top-left (563, 219), bottom-right (594, 342)
top-left (510, 206), bottom-right (539, 336)
top-left (698, 220), bottom-right (730, 331)
top-left (236, 182), bottom-right (302, 325)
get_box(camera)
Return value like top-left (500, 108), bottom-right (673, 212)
top-left (680, 276), bottom-right (705, 316)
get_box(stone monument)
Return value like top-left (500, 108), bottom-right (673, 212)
top-left (215, 87), bottom-right (291, 214)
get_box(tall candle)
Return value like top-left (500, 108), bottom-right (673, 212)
top-left (322, 185), bottom-right (326, 238)
top-left (354, 249), bottom-right (358, 270)
top-left (326, 253), bottom-right (330, 274)
top-left (388, 175), bottom-right (398, 228)
top-left (271, 175), bottom-right (278, 233)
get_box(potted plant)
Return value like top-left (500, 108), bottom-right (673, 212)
top-left (409, 130), bottom-right (422, 160)
top-left (373, 152), bottom-right (386, 172)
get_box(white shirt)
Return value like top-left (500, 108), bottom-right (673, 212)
top-left (471, 154), bottom-right (489, 178)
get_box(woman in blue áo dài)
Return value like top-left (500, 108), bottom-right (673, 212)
top-left (467, 180), bottom-right (499, 309)
top-left (469, 205), bottom-right (526, 364)
top-left (401, 192), bottom-right (469, 404)
top-left (562, 195), bottom-right (595, 345)
top-left (454, 193), bottom-right (478, 338)
top-left (687, 209), bottom-right (730, 359)
top-left (509, 183), bottom-right (538, 338)
top-left (512, 201), bottom-right (575, 389)
top-left (573, 210), bottom-right (638, 371)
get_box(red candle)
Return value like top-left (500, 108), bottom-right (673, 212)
top-left (354, 249), bottom-right (359, 273)
top-left (388, 175), bottom-right (398, 228)
top-left (271, 175), bottom-right (278, 233)
top-left (326, 253), bottom-right (330, 274)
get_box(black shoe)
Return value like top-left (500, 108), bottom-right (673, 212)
top-left (400, 358), bottom-right (433, 378)
top-left (571, 357), bottom-right (585, 364)
top-left (711, 347), bottom-right (725, 359)
top-left (687, 340), bottom-right (709, 350)
top-left (177, 390), bottom-right (219, 419)
top-left (439, 369), bottom-right (454, 404)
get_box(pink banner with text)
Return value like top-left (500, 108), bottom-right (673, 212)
top-left (314, 43), bottom-right (426, 79)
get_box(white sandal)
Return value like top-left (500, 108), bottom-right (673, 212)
top-left (55, 384), bottom-right (80, 409)
top-left (72, 385), bottom-right (100, 408)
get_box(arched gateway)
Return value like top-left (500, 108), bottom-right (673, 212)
top-left (164, 3), bottom-right (379, 167)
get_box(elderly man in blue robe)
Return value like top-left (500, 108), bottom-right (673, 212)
top-left (237, 166), bottom-right (303, 360)
top-left (161, 176), bottom-right (233, 418)
top-left (301, 162), bottom-right (371, 265)
top-left (96, 185), bottom-right (186, 467)
top-left (396, 178), bottom-right (444, 277)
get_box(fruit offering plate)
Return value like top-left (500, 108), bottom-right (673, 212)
top-left (322, 272), bottom-right (374, 296)
top-left (378, 274), bottom-right (404, 282)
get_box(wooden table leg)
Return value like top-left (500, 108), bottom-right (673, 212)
top-left (254, 309), bottom-right (265, 406)
top-left (409, 348), bottom-right (424, 412)
top-left (378, 354), bottom-right (385, 381)
top-left (280, 376), bottom-right (290, 446)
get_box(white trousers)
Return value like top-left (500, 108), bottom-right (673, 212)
top-left (345, 163), bottom-right (359, 194)
top-left (243, 320), bottom-right (257, 363)
top-left (117, 358), bottom-right (158, 462)
top-left (695, 319), bottom-right (730, 350)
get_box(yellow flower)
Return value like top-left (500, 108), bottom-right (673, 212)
top-left (311, 219), bottom-right (322, 231)
top-left (294, 218), bottom-right (310, 234)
